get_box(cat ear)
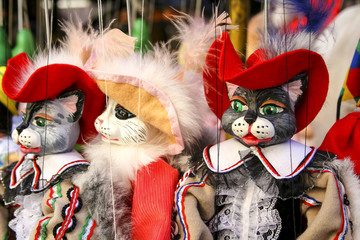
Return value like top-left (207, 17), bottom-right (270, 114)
top-left (57, 90), bottom-right (85, 122)
top-left (226, 82), bottom-right (237, 98)
top-left (282, 72), bottom-right (308, 107)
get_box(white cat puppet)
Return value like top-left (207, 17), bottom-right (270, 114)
top-left (72, 24), bottom-right (222, 238)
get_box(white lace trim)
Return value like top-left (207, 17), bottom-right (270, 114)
top-left (9, 193), bottom-right (43, 240)
top-left (209, 181), bottom-right (282, 239)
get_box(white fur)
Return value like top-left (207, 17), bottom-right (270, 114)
top-left (333, 159), bottom-right (360, 239)
top-left (170, 10), bottom-right (236, 72)
top-left (75, 138), bottom-right (170, 189)
top-left (60, 19), bottom-right (136, 68)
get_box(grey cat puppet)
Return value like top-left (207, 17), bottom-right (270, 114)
top-left (0, 43), bottom-right (105, 239)
top-left (174, 31), bottom-right (360, 239)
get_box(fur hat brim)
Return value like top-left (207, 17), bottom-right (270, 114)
top-left (203, 32), bottom-right (329, 133)
top-left (2, 53), bottom-right (106, 144)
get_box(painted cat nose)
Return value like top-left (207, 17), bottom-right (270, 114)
top-left (96, 119), bottom-right (120, 140)
top-left (94, 118), bottom-right (103, 133)
top-left (244, 111), bottom-right (257, 125)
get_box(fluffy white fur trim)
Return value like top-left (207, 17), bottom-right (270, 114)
top-left (332, 159), bottom-right (360, 239)
top-left (170, 10), bottom-right (236, 72)
top-left (74, 138), bottom-right (171, 187)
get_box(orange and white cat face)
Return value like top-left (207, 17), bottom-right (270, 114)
top-left (94, 98), bottom-right (148, 145)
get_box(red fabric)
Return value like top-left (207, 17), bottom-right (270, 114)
top-left (347, 68), bottom-right (360, 98)
top-left (319, 112), bottom-right (360, 175)
top-left (131, 159), bottom-right (179, 240)
top-left (203, 32), bottom-right (329, 133)
top-left (2, 53), bottom-right (106, 144)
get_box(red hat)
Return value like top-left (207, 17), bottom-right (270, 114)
top-left (319, 112), bottom-right (360, 174)
top-left (2, 53), bottom-right (106, 144)
top-left (203, 32), bottom-right (329, 133)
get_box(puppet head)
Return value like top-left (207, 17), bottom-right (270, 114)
top-left (203, 31), bottom-right (329, 147)
top-left (88, 44), bottom-right (209, 157)
top-left (11, 90), bottom-right (84, 155)
top-left (1, 21), bottom-right (109, 155)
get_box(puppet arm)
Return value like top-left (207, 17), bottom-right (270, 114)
top-left (298, 169), bottom-right (351, 240)
top-left (131, 159), bottom-right (179, 240)
top-left (175, 169), bottom-right (215, 240)
top-left (30, 179), bottom-right (97, 240)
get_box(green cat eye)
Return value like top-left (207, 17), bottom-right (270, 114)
top-left (260, 104), bottom-right (284, 115)
top-left (231, 100), bottom-right (248, 113)
top-left (22, 114), bottom-right (26, 121)
top-left (34, 117), bottom-right (46, 127)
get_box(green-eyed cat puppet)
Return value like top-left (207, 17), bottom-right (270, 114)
top-left (174, 30), bottom-right (360, 239)
top-left (0, 46), bottom-right (105, 239)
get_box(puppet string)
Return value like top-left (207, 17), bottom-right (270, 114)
top-left (214, 4), bottom-right (228, 237)
top-left (137, 0), bottom-right (144, 120)
top-left (305, 0), bottom-right (312, 156)
top-left (214, 4), bottom-right (220, 174)
top-left (1, 5), bottom-right (9, 164)
top-left (0, 0), bottom-right (2, 26)
top-left (126, 0), bottom-right (131, 36)
top-left (6, 94), bottom-right (9, 165)
top-left (97, 0), bottom-right (118, 238)
top-left (281, 0), bottom-right (299, 238)
top-left (17, 0), bottom-right (23, 30)
top-left (42, 0), bottom-right (54, 188)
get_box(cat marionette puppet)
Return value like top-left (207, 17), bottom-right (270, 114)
top-left (72, 12), bottom-right (232, 240)
top-left (175, 14), bottom-right (360, 240)
top-left (0, 25), bottom-right (109, 238)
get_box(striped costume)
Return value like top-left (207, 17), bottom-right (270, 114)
top-left (0, 151), bottom-right (97, 240)
top-left (175, 139), bottom-right (359, 239)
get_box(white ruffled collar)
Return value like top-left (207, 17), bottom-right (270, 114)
top-left (10, 150), bottom-right (89, 191)
top-left (203, 138), bottom-right (316, 179)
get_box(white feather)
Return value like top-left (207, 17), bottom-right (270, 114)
top-left (170, 9), bottom-right (236, 72)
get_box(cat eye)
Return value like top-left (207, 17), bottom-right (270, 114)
top-left (231, 100), bottom-right (248, 113)
top-left (259, 104), bottom-right (284, 115)
top-left (32, 117), bottom-right (48, 127)
top-left (115, 104), bottom-right (136, 120)
top-left (22, 114), bottom-right (26, 121)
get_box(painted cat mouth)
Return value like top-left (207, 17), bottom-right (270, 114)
top-left (20, 145), bottom-right (41, 153)
top-left (241, 133), bottom-right (271, 146)
top-left (101, 135), bottom-right (119, 141)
